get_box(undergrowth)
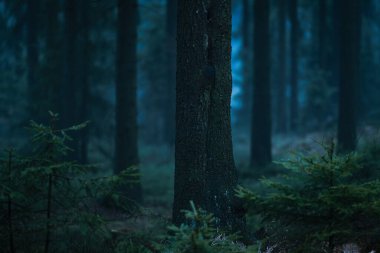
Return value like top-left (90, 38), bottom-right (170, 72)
top-left (237, 142), bottom-right (380, 253)
top-left (2, 115), bottom-right (380, 252)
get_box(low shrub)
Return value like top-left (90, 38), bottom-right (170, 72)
top-left (237, 142), bottom-right (380, 253)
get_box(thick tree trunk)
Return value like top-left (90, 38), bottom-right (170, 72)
top-left (337, 0), bottom-right (361, 152)
top-left (173, 0), bottom-right (244, 231)
top-left (275, 0), bottom-right (287, 133)
top-left (289, 0), bottom-right (298, 131)
top-left (163, 0), bottom-right (177, 147)
top-left (115, 0), bottom-right (142, 202)
top-left (250, 0), bottom-right (271, 167)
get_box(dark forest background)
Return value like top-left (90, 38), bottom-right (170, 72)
top-left (1, 0), bottom-right (380, 252)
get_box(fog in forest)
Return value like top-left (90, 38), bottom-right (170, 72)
top-left (1, 0), bottom-right (380, 252)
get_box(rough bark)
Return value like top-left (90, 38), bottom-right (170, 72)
top-left (337, 0), bottom-right (361, 152)
top-left (114, 0), bottom-right (142, 202)
top-left (275, 0), bottom-right (287, 133)
top-left (250, 0), bottom-right (271, 167)
top-left (173, 0), bottom-right (244, 231)
top-left (289, 0), bottom-right (298, 131)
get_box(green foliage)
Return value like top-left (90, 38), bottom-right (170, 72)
top-left (114, 239), bottom-right (153, 253)
top-left (237, 142), bottom-right (380, 252)
top-left (159, 201), bottom-right (249, 253)
top-left (355, 139), bottom-right (380, 181)
top-left (0, 114), bottom-right (140, 253)
top-left (1, 114), bottom-right (249, 253)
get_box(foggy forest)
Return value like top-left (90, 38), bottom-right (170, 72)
top-left (1, 0), bottom-right (380, 252)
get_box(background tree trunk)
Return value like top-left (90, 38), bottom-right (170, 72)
top-left (337, 0), bottom-right (361, 152)
top-left (289, 0), bottom-right (298, 131)
top-left (239, 0), bottom-right (252, 127)
top-left (63, 0), bottom-right (80, 160)
top-left (163, 0), bottom-right (177, 148)
top-left (318, 0), bottom-right (327, 70)
top-left (173, 0), bottom-right (244, 231)
top-left (78, 0), bottom-right (90, 164)
top-left (275, 0), bottom-right (287, 133)
top-left (114, 0), bottom-right (142, 202)
top-left (250, 0), bottom-right (272, 167)
top-left (27, 0), bottom-right (40, 121)
top-left (42, 0), bottom-right (61, 118)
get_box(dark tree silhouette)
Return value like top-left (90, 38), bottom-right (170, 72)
top-left (318, 0), bottom-right (328, 70)
top-left (289, 0), bottom-right (299, 131)
top-left (337, 0), bottom-right (361, 152)
top-left (163, 0), bottom-right (177, 147)
top-left (275, 0), bottom-right (287, 133)
top-left (27, 0), bottom-right (39, 121)
top-left (40, 0), bottom-right (61, 118)
top-left (62, 0), bottom-right (80, 160)
top-left (250, 0), bottom-right (272, 167)
top-left (239, 0), bottom-right (252, 126)
top-left (114, 0), bottom-right (142, 202)
top-left (78, 0), bottom-right (90, 164)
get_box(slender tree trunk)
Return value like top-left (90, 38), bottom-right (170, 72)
top-left (275, 0), bottom-right (287, 133)
top-left (359, 1), bottom-right (375, 120)
top-left (239, 0), bottom-right (251, 127)
top-left (7, 151), bottom-right (15, 253)
top-left (318, 0), bottom-right (327, 70)
top-left (289, 0), bottom-right (298, 131)
top-left (173, 0), bottom-right (244, 231)
top-left (63, 0), bottom-right (80, 160)
top-left (163, 0), bottom-right (177, 147)
top-left (337, 0), bottom-right (361, 152)
top-left (44, 174), bottom-right (53, 253)
top-left (78, 0), bottom-right (90, 164)
top-left (27, 0), bottom-right (39, 121)
top-left (250, 0), bottom-right (271, 167)
top-left (44, 0), bottom-right (60, 116)
top-left (331, 0), bottom-right (341, 104)
top-left (115, 0), bottom-right (142, 202)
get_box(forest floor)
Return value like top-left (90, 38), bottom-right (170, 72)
top-left (139, 125), bottom-right (380, 219)
top-left (104, 125), bottom-right (380, 251)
